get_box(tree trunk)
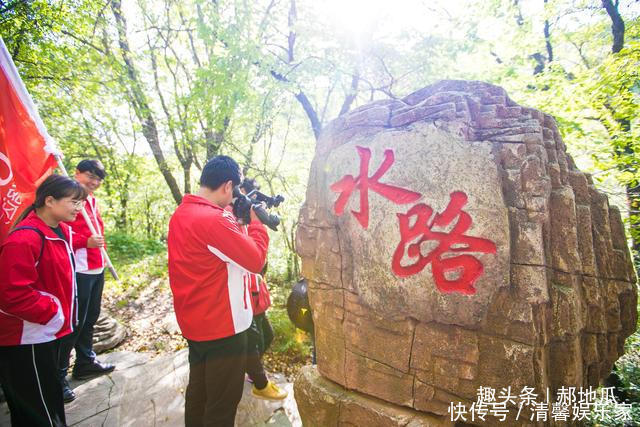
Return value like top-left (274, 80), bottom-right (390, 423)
top-left (148, 38), bottom-right (193, 195)
top-left (184, 167), bottom-right (191, 195)
top-left (626, 184), bottom-right (640, 261)
top-left (118, 196), bottom-right (128, 231)
top-left (295, 92), bottom-right (322, 140)
top-left (602, 0), bottom-right (625, 54)
top-left (601, 0), bottom-right (639, 262)
top-left (205, 117), bottom-right (229, 161)
top-left (543, 0), bottom-right (553, 63)
top-left (111, 0), bottom-right (183, 205)
top-left (145, 193), bottom-right (152, 238)
top-left (618, 118), bottom-right (640, 263)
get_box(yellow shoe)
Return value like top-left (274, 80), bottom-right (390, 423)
top-left (252, 381), bottom-right (288, 401)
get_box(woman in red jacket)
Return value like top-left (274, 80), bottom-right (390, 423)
top-left (0, 174), bottom-right (87, 427)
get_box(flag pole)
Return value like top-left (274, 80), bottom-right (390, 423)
top-left (55, 156), bottom-right (120, 281)
top-left (1, 36), bottom-right (120, 280)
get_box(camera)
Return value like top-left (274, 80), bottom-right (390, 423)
top-left (232, 185), bottom-right (284, 231)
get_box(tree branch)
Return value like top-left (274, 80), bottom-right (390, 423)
top-left (111, 0), bottom-right (183, 204)
top-left (601, 0), bottom-right (625, 53)
top-left (543, 0), bottom-right (553, 62)
top-left (295, 92), bottom-right (322, 139)
top-left (60, 29), bottom-right (106, 54)
top-left (339, 71), bottom-right (360, 116)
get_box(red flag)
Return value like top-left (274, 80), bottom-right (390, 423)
top-left (0, 37), bottom-right (59, 243)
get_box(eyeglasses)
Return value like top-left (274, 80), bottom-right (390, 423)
top-left (84, 172), bottom-right (103, 183)
top-left (69, 199), bottom-right (85, 208)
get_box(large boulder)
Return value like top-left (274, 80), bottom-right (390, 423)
top-left (295, 80), bottom-right (637, 425)
top-left (295, 365), bottom-right (449, 427)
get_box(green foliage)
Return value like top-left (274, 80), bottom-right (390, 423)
top-left (267, 305), bottom-right (312, 360)
top-left (4, 0), bottom-right (640, 403)
top-left (586, 399), bottom-right (639, 426)
top-left (586, 297), bottom-right (640, 426)
top-left (105, 250), bottom-right (168, 296)
top-left (105, 232), bottom-right (166, 265)
top-left (1, 0), bottom-right (639, 359)
top-left (264, 278), bottom-right (312, 361)
top-left (617, 332), bottom-right (640, 403)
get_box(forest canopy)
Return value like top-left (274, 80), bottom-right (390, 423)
top-left (1, 0), bottom-right (639, 280)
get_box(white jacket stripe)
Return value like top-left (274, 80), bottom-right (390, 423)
top-left (207, 245), bottom-right (253, 334)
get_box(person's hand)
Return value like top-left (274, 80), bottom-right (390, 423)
top-left (250, 203), bottom-right (266, 224)
top-left (87, 235), bottom-right (105, 248)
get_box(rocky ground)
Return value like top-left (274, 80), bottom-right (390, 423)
top-left (0, 275), bottom-right (309, 426)
top-left (101, 277), bottom-right (186, 354)
top-left (101, 277), bottom-right (311, 380)
top-left (0, 350), bottom-right (300, 426)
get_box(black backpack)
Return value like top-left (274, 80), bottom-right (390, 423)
top-left (286, 279), bottom-right (314, 333)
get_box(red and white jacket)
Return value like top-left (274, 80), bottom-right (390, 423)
top-left (233, 210), bottom-right (272, 317)
top-left (0, 211), bottom-right (77, 346)
top-left (168, 195), bottom-right (269, 341)
top-left (249, 275), bottom-right (271, 316)
top-left (67, 195), bottom-right (105, 273)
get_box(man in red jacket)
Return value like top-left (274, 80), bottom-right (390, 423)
top-left (168, 156), bottom-right (269, 427)
top-left (58, 159), bottom-right (115, 403)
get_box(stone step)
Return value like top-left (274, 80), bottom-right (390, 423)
top-left (0, 350), bottom-right (300, 426)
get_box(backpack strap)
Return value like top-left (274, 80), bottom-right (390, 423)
top-left (11, 226), bottom-right (46, 263)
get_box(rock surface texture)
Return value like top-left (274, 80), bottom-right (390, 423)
top-left (92, 313), bottom-right (127, 353)
top-left (294, 80), bottom-right (638, 425)
top-left (0, 350), bottom-right (300, 426)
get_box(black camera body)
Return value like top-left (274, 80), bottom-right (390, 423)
top-left (232, 187), bottom-right (284, 231)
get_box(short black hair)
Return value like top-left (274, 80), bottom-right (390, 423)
top-left (240, 177), bottom-right (259, 193)
top-left (199, 155), bottom-right (241, 190)
top-left (76, 159), bottom-right (106, 180)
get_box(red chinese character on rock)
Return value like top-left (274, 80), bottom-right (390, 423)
top-left (330, 146), bottom-right (422, 229)
top-left (391, 191), bottom-right (497, 295)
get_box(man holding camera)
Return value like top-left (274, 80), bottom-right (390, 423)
top-left (168, 156), bottom-right (269, 427)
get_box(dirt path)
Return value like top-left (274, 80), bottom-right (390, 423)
top-left (102, 278), bottom-right (186, 354)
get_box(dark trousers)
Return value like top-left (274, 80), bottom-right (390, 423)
top-left (185, 331), bottom-right (247, 427)
top-left (245, 313), bottom-right (273, 389)
top-left (57, 272), bottom-right (104, 376)
top-left (0, 341), bottom-right (66, 427)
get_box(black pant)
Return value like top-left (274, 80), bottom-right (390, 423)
top-left (185, 331), bottom-right (247, 427)
top-left (0, 341), bottom-right (66, 427)
top-left (57, 272), bottom-right (104, 376)
top-left (245, 313), bottom-right (273, 389)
